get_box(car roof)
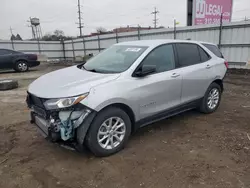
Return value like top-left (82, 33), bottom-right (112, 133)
top-left (116, 39), bottom-right (216, 48)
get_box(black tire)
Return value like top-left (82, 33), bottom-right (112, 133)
top-left (15, 60), bottom-right (29, 72)
top-left (0, 80), bottom-right (18, 91)
top-left (86, 107), bottom-right (131, 157)
top-left (199, 82), bottom-right (222, 114)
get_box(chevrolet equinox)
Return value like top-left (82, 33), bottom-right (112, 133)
top-left (27, 40), bottom-right (228, 157)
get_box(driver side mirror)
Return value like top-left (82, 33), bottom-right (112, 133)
top-left (134, 65), bottom-right (156, 77)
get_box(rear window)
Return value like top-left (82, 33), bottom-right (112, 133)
top-left (198, 46), bottom-right (211, 62)
top-left (202, 43), bottom-right (223, 58)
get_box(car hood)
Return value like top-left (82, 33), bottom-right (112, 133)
top-left (28, 66), bottom-right (120, 98)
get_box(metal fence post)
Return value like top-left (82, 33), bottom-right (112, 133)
top-left (218, 13), bottom-right (223, 49)
top-left (98, 35), bottom-right (101, 52)
top-left (174, 19), bottom-right (177, 39)
top-left (115, 30), bottom-right (119, 43)
top-left (11, 40), bottom-right (15, 50)
top-left (138, 25), bottom-right (141, 40)
top-left (61, 39), bottom-right (66, 60)
top-left (83, 37), bottom-right (86, 56)
top-left (37, 38), bottom-right (41, 54)
top-left (71, 39), bottom-right (76, 60)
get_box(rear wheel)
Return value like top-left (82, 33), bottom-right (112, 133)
top-left (15, 60), bottom-right (28, 72)
top-left (86, 107), bottom-right (131, 157)
top-left (199, 82), bottom-right (222, 114)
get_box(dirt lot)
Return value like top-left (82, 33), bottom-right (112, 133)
top-left (0, 64), bottom-right (249, 188)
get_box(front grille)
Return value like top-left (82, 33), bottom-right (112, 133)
top-left (30, 94), bottom-right (44, 108)
top-left (27, 93), bottom-right (48, 118)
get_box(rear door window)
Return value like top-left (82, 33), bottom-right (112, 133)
top-left (202, 43), bottom-right (223, 58)
top-left (175, 43), bottom-right (201, 67)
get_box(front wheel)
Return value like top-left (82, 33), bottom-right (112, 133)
top-left (86, 107), bottom-right (131, 157)
top-left (15, 61), bottom-right (29, 72)
top-left (199, 82), bottom-right (222, 114)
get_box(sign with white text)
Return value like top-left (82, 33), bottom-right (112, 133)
top-left (193, 0), bottom-right (233, 25)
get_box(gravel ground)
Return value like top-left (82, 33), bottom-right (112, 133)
top-left (0, 64), bottom-right (249, 188)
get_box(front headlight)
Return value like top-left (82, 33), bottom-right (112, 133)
top-left (44, 93), bottom-right (88, 110)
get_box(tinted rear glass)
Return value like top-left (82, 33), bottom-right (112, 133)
top-left (176, 43), bottom-right (201, 67)
top-left (202, 43), bottom-right (223, 58)
top-left (198, 46), bottom-right (211, 62)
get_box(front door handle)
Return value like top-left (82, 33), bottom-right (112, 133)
top-left (171, 73), bottom-right (180, 78)
top-left (206, 64), bottom-right (212, 69)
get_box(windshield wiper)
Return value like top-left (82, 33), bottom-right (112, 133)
top-left (81, 65), bottom-right (98, 73)
top-left (87, 69), bottom-right (98, 73)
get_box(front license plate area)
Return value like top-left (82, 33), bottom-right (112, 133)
top-left (33, 105), bottom-right (47, 119)
top-left (34, 115), bottom-right (49, 138)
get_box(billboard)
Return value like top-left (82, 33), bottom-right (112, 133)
top-left (189, 0), bottom-right (233, 25)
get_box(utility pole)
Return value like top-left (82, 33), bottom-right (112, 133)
top-left (174, 19), bottom-right (176, 39)
top-left (10, 27), bottom-right (15, 50)
top-left (10, 27), bottom-right (14, 36)
top-left (151, 7), bottom-right (159, 28)
top-left (137, 24), bottom-right (141, 40)
top-left (77, 0), bottom-right (84, 37)
top-left (218, 13), bottom-right (223, 49)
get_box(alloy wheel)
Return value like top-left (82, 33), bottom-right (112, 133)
top-left (97, 117), bottom-right (126, 150)
top-left (207, 88), bottom-right (220, 110)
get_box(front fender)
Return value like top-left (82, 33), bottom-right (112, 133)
top-left (95, 98), bottom-right (130, 111)
top-left (76, 111), bottom-right (97, 146)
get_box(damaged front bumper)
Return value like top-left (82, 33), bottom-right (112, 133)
top-left (27, 94), bottom-right (96, 150)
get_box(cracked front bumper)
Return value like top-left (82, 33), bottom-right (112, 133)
top-left (30, 110), bottom-right (96, 150)
top-left (27, 93), bottom-right (97, 149)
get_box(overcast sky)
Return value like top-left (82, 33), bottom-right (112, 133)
top-left (0, 0), bottom-right (250, 39)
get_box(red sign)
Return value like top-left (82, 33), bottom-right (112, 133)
top-left (194, 0), bottom-right (233, 25)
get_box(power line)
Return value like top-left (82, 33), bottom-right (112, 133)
top-left (151, 7), bottom-right (159, 28)
top-left (76, 0), bottom-right (84, 37)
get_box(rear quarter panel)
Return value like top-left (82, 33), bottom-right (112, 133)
top-left (12, 54), bottom-right (28, 62)
top-left (210, 57), bottom-right (227, 81)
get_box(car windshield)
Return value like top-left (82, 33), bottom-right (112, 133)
top-left (83, 45), bottom-right (148, 73)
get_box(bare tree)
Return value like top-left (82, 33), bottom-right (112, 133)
top-left (10, 34), bottom-right (16, 40)
top-left (16, 34), bottom-right (23, 40)
top-left (42, 30), bottom-right (73, 41)
top-left (96, 27), bottom-right (107, 34)
top-left (54, 30), bottom-right (65, 37)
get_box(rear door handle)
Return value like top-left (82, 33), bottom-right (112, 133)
top-left (171, 73), bottom-right (180, 78)
top-left (206, 64), bottom-right (212, 69)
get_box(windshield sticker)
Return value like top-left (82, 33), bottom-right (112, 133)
top-left (125, 48), bottom-right (141, 52)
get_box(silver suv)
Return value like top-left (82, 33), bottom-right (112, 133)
top-left (27, 40), bottom-right (228, 156)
